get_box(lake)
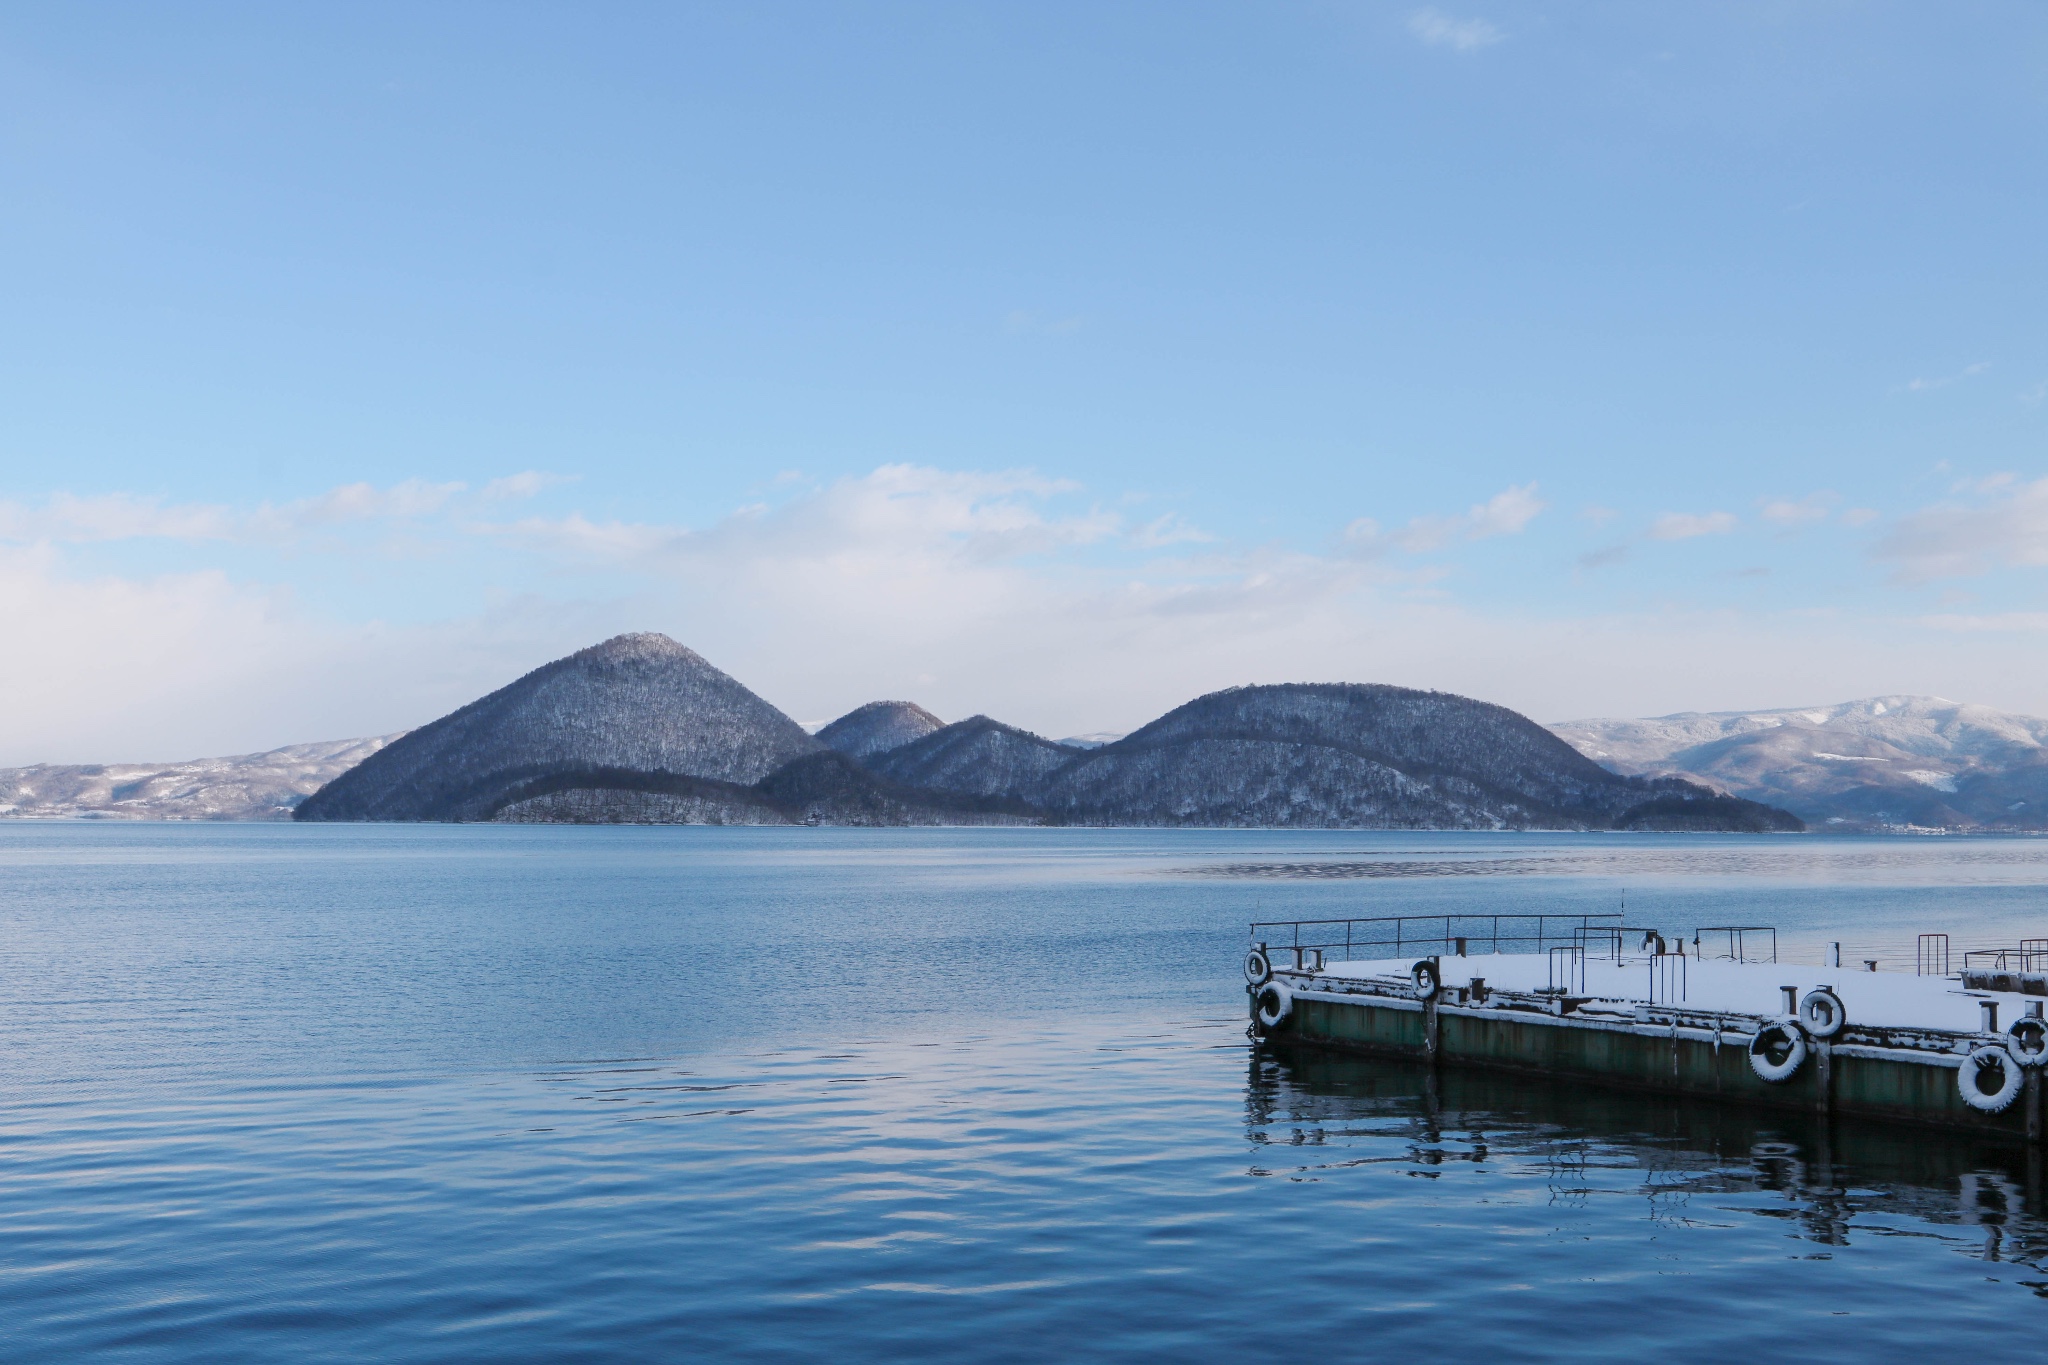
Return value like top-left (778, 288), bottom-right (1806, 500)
top-left (5, 824), bottom-right (2048, 1361)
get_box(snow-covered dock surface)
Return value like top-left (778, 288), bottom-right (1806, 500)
top-left (1319, 954), bottom-right (2034, 1035)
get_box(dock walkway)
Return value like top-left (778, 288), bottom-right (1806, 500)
top-left (1247, 915), bottom-right (2048, 1140)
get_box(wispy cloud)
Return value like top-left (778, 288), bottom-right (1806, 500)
top-left (1576, 544), bottom-right (1630, 571)
top-left (481, 464), bottom-right (1120, 573)
top-left (1650, 511), bottom-right (1737, 541)
top-left (1129, 513), bottom-right (1215, 549)
top-left (1876, 475), bottom-right (2048, 581)
top-left (254, 479), bottom-right (467, 530)
top-left (1345, 483), bottom-right (1545, 555)
top-left (0, 475), bottom-right (557, 547)
top-left (482, 471), bottom-right (572, 500)
top-left (1407, 7), bottom-right (1504, 51)
top-left (1905, 361), bottom-right (1989, 393)
top-left (1759, 492), bottom-right (1837, 526)
top-left (0, 492), bottom-right (237, 543)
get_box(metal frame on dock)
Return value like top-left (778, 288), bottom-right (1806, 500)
top-left (1246, 914), bottom-right (2048, 1143)
top-left (1247, 912), bottom-right (1624, 968)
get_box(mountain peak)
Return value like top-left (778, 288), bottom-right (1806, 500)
top-left (817, 700), bottom-right (946, 760)
top-left (296, 635), bottom-right (819, 821)
top-left (576, 632), bottom-right (699, 664)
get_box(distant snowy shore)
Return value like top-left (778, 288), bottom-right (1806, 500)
top-left (0, 735), bottom-right (402, 821)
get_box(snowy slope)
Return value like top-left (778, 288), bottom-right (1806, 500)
top-left (1550, 696), bottom-right (2048, 829)
top-left (853, 684), bottom-right (1798, 831)
top-left (0, 735), bottom-right (401, 821)
top-left (816, 700), bottom-right (945, 759)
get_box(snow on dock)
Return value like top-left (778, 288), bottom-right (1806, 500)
top-left (1319, 953), bottom-right (2038, 1035)
top-left (1245, 913), bottom-right (2048, 1138)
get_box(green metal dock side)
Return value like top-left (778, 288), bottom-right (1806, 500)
top-left (1248, 913), bottom-right (2048, 1142)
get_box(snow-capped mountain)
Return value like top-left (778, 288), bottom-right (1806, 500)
top-left (0, 735), bottom-right (403, 821)
top-left (1550, 696), bottom-right (2048, 830)
top-left (297, 633), bottom-right (823, 822)
top-left (816, 700), bottom-right (946, 760)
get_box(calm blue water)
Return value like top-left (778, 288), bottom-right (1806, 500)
top-left (6, 825), bottom-right (2048, 1361)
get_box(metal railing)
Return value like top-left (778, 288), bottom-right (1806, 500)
top-left (1918, 933), bottom-right (1950, 977)
top-left (1649, 948), bottom-right (1688, 1004)
top-left (1962, 945), bottom-right (2048, 974)
top-left (1247, 913), bottom-right (1624, 969)
top-left (1548, 945), bottom-right (1585, 995)
top-left (1693, 926), bottom-right (1777, 964)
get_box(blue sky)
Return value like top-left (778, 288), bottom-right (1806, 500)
top-left (3, 2), bottom-right (2047, 762)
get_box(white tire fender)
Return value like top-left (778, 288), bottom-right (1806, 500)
top-left (2008, 1016), bottom-right (2048, 1067)
top-left (1959, 1044), bottom-right (2026, 1113)
top-left (1255, 980), bottom-right (1293, 1029)
top-left (1747, 1018), bottom-right (1808, 1083)
top-left (1799, 987), bottom-right (1846, 1039)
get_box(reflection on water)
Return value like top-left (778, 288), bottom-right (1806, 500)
top-left (1253, 1039), bottom-right (2048, 1280)
top-left (12, 825), bottom-right (2048, 1359)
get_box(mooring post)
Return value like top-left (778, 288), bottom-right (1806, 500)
top-left (1424, 958), bottom-right (1441, 1067)
top-left (2025, 1006), bottom-right (2043, 1145)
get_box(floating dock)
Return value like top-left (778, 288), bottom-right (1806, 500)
top-left (1246, 915), bottom-right (2048, 1141)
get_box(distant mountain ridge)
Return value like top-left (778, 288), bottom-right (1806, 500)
top-left (867, 716), bottom-right (1080, 799)
top-left (0, 735), bottom-right (403, 821)
top-left (261, 632), bottom-right (1800, 831)
top-left (843, 683), bottom-right (1795, 831)
top-left (1551, 696), bottom-right (2048, 830)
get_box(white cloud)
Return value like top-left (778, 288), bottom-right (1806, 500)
top-left (0, 475), bottom-right (557, 549)
top-left (1129, 514), bottom-right (1215, 549)
top-left (484, 464), bottom-right (1119, 572)
top-left (1465, 483), bottom-right (1545, 537)
top-left (254, 478), bottom-right (467, 530)
top-left (1916, 612), bottom-right (2048, 632)
top-left (1759, 492), bottom-right (1836, 525)
top-left (1650, 511), bottom-right (1737, 540)
top-left (1407, 7), bottom-right (1504, 51)
top-left (481, 471), bottom-right (570, 500)
top-left (0, 538), bottom-right (611, 765)
top-left (1876, 475), bottom-right (2048, 580)
top-left (1346, 482), bottom-right (1545, 555)
top-left (1840, 508), bottom-right (1880, 527)
top-left (0, 492), bottom-right (236, 543)
top-left (21, 463), bottom-right (2048, 766)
